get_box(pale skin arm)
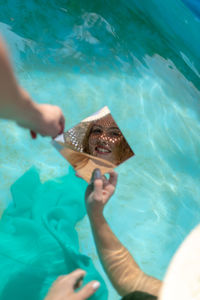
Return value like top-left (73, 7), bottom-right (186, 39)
top-left (45, 269), bottom-right (100, 300)
top-left (0, 36), bottom-right (65, 137)
top-left (85, 169), bottom-right (162, 297)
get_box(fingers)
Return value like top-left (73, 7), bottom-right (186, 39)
top-left (94, 179), bottom-right (103, 200)
top-left (65, 269), bottom-right (86, 290)
top-left (52, 108), bottom-right (65, 138)
top-left (102, 175), bottom-right (108, 188)
top-left (87, 169), bottom-right (118, 202)
top-left (91, 168), bottom-right (101, 182)
top-left (54, 269), bottom-right (86, 289)
top-left (58, 112), bottom-right (65, 135)
top-left (77, 280), bottom-right (100, 299)
top-left (91, 169), bottom-right (118, 186)
top-left (45, 269), bottom-right (100, 300)
top-left (91, 169), bottom-right (103, 199)
top-left (108, 171), bottom-right (118, 187)
top-left (36, 104), bottom-right (65, 138)
top-left (90, 169), bottom-right (117, 191)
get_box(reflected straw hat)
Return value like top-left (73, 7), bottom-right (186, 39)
top-left (55, 106), bottom-right (111, 152)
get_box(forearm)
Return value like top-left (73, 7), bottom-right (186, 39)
top-left (0, 36), bottom-right (19, 105)
top-left (0, 36), bottom-right (41, 124)
top-left (89, 213), bottom-right (161, 297)
top-left (0, 36), bottom-right (65, 137)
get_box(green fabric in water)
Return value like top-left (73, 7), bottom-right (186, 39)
top-left (0, 167), bottom-right (108, 300)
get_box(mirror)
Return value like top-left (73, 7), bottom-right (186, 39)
top-left (52, 107), bottom-right (134, 182)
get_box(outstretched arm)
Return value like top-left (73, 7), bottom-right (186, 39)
top-left (85, 169), bottom-right (162, 297)
top-left (0, 36), bottom-right (65, 137)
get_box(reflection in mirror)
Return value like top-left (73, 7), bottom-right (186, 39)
top-left (52, 107), bottom-right (134, 182)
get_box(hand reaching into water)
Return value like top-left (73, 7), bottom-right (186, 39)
top-left (45, 269), bottom-right (100, 300)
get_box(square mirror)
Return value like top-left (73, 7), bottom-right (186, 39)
top-left (52, 107), bottom-right (134, 182)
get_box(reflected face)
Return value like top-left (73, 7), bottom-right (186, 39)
top-left (88, 115), bottom-right (123, 164)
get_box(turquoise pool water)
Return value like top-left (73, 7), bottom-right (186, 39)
top-left (0, 0), bottom-right (200, 299)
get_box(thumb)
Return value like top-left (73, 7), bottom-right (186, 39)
top-left (92, 169), bottom-right (103, 199)
top-left (94, 179), bottom-right (103, 200)
top-left (77, 281), bottom-right (100, 299)
top-left (58, 114), bottom-right (65, 135)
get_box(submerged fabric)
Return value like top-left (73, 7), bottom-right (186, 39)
top-left (0, 167), bottom-right (108, 300)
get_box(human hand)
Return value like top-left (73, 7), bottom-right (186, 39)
top-left (14, 88), bottom-right (65, 138)
top-left (17, 101), bottom-right (65, 138)
top-left (0, 37), bottom-right (64, 138)
top-left (45, 269), bottom-right (100, 300)
top-left (85, 169), bottom-right (118, 218)
top-left (33, 103), bottom-right (65, 138)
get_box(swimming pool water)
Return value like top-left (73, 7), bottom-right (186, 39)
top-left (0, 0), bottom-right (200, 299)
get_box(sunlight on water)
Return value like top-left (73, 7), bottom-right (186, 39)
top-left (0, 0), bottom-right (200, 299)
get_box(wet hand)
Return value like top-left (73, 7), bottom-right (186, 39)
top-left (85, 169), bottom-right (118, 217)
top-left (45, 269), bottom-right (100, 300)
